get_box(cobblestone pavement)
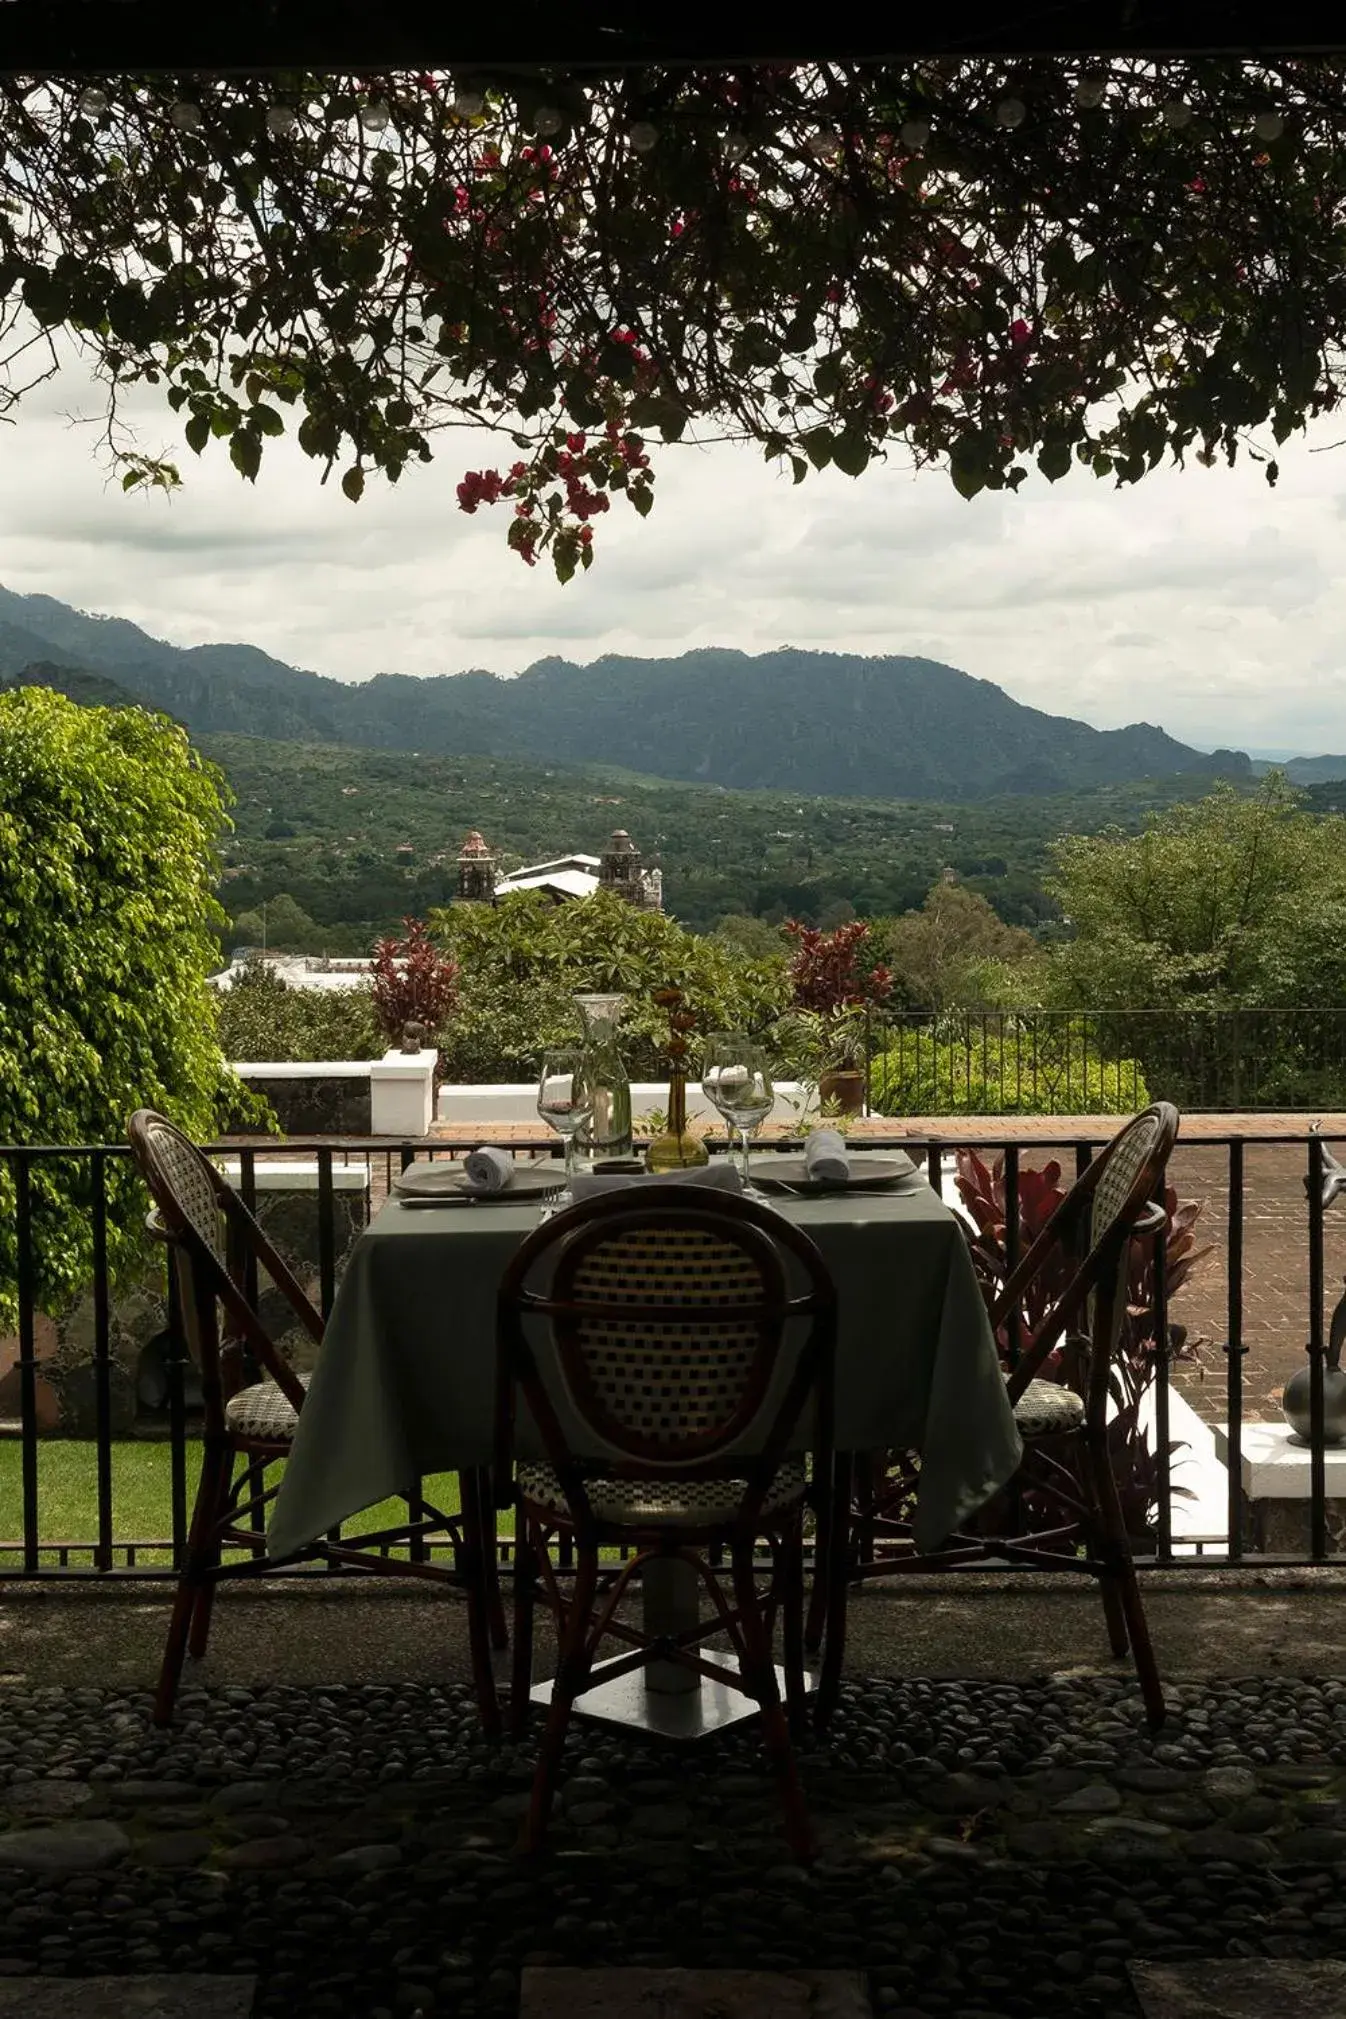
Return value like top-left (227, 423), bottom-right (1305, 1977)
top-left (6, 1673), bottom-right (1346, 2019)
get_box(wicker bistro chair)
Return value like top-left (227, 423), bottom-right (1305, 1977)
top-left (496, 1187), bottom-right (840, 1860)
top-left (127, 1110), bottom-right (505, 1729)
top-left (810, 1102), bottom-right (1179, 1731)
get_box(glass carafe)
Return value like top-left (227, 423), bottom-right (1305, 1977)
top-left (573, 992), bottom-right (633, 1161)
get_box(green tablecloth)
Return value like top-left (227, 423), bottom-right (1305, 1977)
top-left (267, 1180), bottom-right (1022, 1561)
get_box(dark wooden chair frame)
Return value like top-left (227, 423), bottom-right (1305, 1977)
top-left (127, 1109), bottom-right (505, 1729)
top-left (496, 1186), bottom-right (840, 1860)
top-left (808, 1102), bottom-right (1179, 1730)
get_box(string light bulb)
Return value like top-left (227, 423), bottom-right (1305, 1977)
top-left (1254, 110), bottom-right (1285, 141)
top-left (535, 106), bottom-right (564, 137)
top-left (452, 88), bottom-right (485, 120)
top-left (1074, 74), bottom-right (1107, 110)
top-left (266, 105), bottom-right (297, 137)
top-left (1161, 99), bottom-right (1193, 130)
top-left (361, 99), bottom-right (391, 133)
top-left (724, 131), bottom-right (749, 164)
top-left (629, 121), bottom-right (658, 153)
top-left (170, 101), bottom-right (203, 131)
top-left (995, 97), bottom-right (1027, 129)
top-left (900, 117), bottom-right (931, 150)
top-left (77, 86), bottom-right (108, 118)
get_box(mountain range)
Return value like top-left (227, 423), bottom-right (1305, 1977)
top-left (0, 584), bottom-right (1260, 800)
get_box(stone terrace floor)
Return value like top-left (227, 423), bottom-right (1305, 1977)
top-left (7, 1576), bottom-right (1346, 2018)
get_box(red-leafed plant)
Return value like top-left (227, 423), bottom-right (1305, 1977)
top-left (954, 1148), bottom-right (1211, 1541)
top-left (784, 919), bottom-right (892, 1014)
top-left (370, 917), bottom-right (460, 1043)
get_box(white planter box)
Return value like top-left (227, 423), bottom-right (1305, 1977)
top-left (1213, 1417), bottom-right (1346, 1499)
top-left (231, 1060), bottom-right (372, 1079)
top-left (370, 1048), bottom-right (438, 1137)
top-left (213, 1158), bottom-right (370, 1194)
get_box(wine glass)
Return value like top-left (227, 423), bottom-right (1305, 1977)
top-left (537, 1046), bottom-right (592, 1204)
top-left (701, 1033), bottom-right (774, 1195)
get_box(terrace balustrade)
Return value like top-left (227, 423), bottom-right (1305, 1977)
top-left (3, 1119), bottom-right (1346, 1576)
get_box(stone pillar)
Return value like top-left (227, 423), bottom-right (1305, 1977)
top-left (599, 828), bottom-right (642, 904)
top-left (457, 830), bottom-right (496, 904)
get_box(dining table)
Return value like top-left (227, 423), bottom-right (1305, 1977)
top-left (267, 1156), bottom-right (1023, 1735)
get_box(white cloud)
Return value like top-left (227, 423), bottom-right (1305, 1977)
top-left (3, 352), bottom-right (1346, 751)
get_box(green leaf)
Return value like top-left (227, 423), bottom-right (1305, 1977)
top-left (830, 432), bottom-right (870, 478)
top-left (184, 413), bottom-right (210, 456)
top-left (253, 404), bottom-right (285, 438)
top-left (812, 352), bottom-right (845, 399)
top-left (229, 431), bottom-right (261, 482)
top-left (949, 431), bottom-right (991, 500)
top-left (631, 484), bottom-right (653, 518)
top-left (804, 429), bottom-right (833, 471)
top-left (341, 465), bottom-right (365, 503)
top-left (950, 458), bottom-right (986, 500)
top-left (1037, 437), bottom-right (1073, 482)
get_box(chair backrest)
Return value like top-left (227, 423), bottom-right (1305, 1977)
top-left (496, 1187), bottom-right (837, 1533)
top-left (997, 1102), bottom-right (1179, 1416)
top-left (127, 1110), bottom-right (315, 1424)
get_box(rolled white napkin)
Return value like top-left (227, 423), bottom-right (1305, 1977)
top-left (570, 1162), bottom-right (744, 1201)
top-left (804, 1128), bottom-right (850, 1184)
top-left (462, 1145), bottom-right (514, 1194)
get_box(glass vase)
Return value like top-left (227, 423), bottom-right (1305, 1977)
top-left (573, 992), bottom-right (633, 1161)
top-left (645, 1062), bottom-right (710, 1173)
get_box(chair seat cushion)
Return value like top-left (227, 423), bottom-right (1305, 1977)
top-left (1012, 1376), bottom-right (1086, 1438)
top-left (517, 1457), bottom-right (807, 1527)
top-left (225, 1372), bottom-right (311, 1442)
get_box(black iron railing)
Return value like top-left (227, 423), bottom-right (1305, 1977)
top-left (866, 1007), bottom-right (1346, 1114)
top-left (1, 1125), bottom-right (1343, 1575)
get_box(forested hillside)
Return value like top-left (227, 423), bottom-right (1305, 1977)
top-left (0, 585), bottom-right (1251, 801)
top-left (207, 731), bottom-right (1257, 948)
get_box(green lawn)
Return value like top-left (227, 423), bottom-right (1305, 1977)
top-left (0, 1438), bottom-right (467, 1568)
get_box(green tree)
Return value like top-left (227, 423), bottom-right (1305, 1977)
top-left (214, 958), bottom-right (381, 1064)
top-left (0, 689), bottom-right (244, 1323)
top-left (1045, 778), bottom-right (1346, 1011)
top-left (231, 892), bottom-right (328, 954)
top-left (1044, 778), bottom-right (1346, 1106)
top-left (5, 63), bottom-right (1346, 577)
top-left (878, 880), bottom-right (1041, 1013)
top-left (713, 913), bottom-right (787, 960)
top-left (429, 890), bottom-right (788, 1081)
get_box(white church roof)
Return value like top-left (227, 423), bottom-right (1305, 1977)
top-left (497, 866), bottom-right (600, 899)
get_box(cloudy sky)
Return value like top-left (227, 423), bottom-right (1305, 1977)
top-left (2, 352), bottom-right (1345, 755)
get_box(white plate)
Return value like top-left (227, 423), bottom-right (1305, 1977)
top-left (749, 1150), bottom-right (923, 1193)
top-left (392, 1160), bottom-right (565, 1200)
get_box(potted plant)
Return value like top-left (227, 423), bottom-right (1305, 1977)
top-left (771, 1005), bottom-right (870, 1118)
top-left (818, 1003), bottom-right (870, 1115)
top-left (780, 920), bottom-right (893, 1118)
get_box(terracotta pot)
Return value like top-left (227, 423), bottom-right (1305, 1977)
top-left (819, 1069), bottom-right (866, 1115)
